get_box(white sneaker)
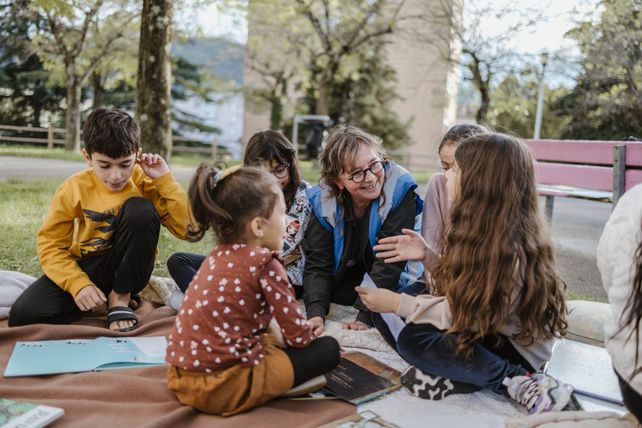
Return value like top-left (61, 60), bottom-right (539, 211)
top-left (503, 372), bottom-right (573, 414)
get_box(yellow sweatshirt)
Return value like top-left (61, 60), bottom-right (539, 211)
top-left (37, 165), bottom-right (190, 296)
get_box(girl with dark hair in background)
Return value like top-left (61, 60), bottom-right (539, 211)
top-left (167, 131), bottom-right (311, 306)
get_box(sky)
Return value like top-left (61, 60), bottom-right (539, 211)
top-left (476, 0), bottom-right (599, 56)
top-left (184, 0), bottom-right (600, 53)
top-left (177, 0), bottom-right (601, 87)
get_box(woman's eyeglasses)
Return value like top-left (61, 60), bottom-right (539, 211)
top-left (270, 163), bottom-right (290, 179)
top-left (347, 161), bottom-right (387, 183)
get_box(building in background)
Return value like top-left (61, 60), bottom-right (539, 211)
top-left (242, 0), bottom-right (460, 172)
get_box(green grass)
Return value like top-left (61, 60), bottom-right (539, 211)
top-left (0, 178), bottom-right (212, 278)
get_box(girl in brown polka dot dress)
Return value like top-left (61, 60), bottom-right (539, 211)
top-left (165, 165), bottom-right (340, 416)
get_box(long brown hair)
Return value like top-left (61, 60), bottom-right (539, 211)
top-left (186, 163), bottom-right (280, 244)
top-left (243, 130), bottom-right (302, 209)
top-left (319, 124), bottom-right (389, 208)
top-left (431, 133), bottom-right (567, 354)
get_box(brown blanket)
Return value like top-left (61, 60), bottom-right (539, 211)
top-left (0, 307), bottom-right (354, 428)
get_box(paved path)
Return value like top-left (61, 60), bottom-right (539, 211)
top-left (0, 156), bottom-right (196, 182)
top-left (0, 156), bottom-right (608, 300)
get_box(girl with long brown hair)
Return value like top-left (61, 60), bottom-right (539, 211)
top-left (357, 133), bottom-right (572, 414)
top-left (598, 183), bottom-right (642, 423)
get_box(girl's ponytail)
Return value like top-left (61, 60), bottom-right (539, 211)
top-left (186, 163), bottom-right (280, 244)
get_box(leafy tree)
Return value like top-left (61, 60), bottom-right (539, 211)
top-left (554, 0), bottom-right (642, 140)
top-left (244, 0), bottom-right (414, 147)
top-left (487, 65), bottom-right (571, 139)
top-left (33, 0), bottom-right (139, 151)
top-left (326, 41), bottom-right (411, 149)
top-left (422, 0), bottom-right (543, 124)
top-left (0, 1), bottom-right (65, 127)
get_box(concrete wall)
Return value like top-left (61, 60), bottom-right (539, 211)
top-left (385, 0), bottom-right (460, 172)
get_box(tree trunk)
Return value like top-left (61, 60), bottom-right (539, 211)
top-left (136, 0), bottom-right (173, 159)
top-left (476, 81), bottom-right (490, 124)
top-left (316, 83), bottom-right (330, 116)
top-left (64, 63), bottom-right (82, 152)
top-left (92, 71), bottom-right (103, 108)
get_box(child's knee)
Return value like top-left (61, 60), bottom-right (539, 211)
top-left (121, 197), bottom-right (159, 221)
top-left (316, 336), bottom-right (341, 369)
top-left (7, 297), bottom-right (34, 327)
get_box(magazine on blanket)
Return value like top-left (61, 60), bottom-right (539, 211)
top-left (545, 339), bottom-right (624, 405)
top-left (0, 398), bottom-right (64, 428)
top-left (3, 336), bottom-right (167, 377)
top-left (320, 351), bottom-right (402, 405)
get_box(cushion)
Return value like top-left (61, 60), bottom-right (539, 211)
top-left (0, 270), bottom-right (36, 319)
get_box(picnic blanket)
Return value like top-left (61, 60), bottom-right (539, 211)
top-left (322, 305), bottom-right (635, 428)
top-left (0, 305), bottom-right (354, 428)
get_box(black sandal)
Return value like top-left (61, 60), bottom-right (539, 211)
top-left (107, 306), bottom-right (139, 332)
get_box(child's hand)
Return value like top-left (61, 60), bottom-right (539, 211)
top-left (355, 287), bottom-right (400, 313)
top-left (137, 153), bottom-right (170, 179)
top-left (374, 228), bottom-right (431, 263)
top-left (308, 316), bottom-right (325, 336)
top-left (74, 285), bottom-right (107, 311)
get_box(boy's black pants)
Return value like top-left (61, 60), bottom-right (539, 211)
top-left (9, 197), bottom-right (160, 327)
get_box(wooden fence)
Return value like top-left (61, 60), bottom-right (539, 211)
top-left (0, 124), bottom-right (223, 159)
top-left (0, 124), bottom-right (435, 169)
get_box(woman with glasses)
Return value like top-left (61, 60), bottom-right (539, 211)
top-left (303, 125), bottom-right (424, 336)
top-left (166, 130), bottom-right (312, 304)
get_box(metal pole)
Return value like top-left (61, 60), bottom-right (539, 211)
top-left (533, 52), bottom-right (549, 140)
top-left (613, 144), bottom-right (626, 208)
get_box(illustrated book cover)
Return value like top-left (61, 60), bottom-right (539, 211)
top-left (0, 398), bottom-right (63, 428)
top-left (3, 336), bottom-right (167, 377)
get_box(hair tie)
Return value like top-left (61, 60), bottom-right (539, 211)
top-left (209, 165), bottom-right (241, 190)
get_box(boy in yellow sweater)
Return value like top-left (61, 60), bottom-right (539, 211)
top-left (9, 108), bottom-right (190, 331)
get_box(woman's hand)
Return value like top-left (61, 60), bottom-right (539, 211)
top-left (355, 287), bottom-right (401, 313)
top-left (308, 316), bottom-right (325, 336)
top-left (373, 228), bottom-right (429, 263)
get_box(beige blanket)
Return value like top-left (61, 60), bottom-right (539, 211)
top-left (0, 306), bottom-right (354, 428)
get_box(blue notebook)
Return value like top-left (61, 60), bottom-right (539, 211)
top-left (3, 336), bottom-right (167, 377)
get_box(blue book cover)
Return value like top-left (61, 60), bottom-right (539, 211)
top-left (3, 336), bottom-right (167, 377)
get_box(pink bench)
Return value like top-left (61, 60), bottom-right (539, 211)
top-left (524, 139), bottom-right (642, 220)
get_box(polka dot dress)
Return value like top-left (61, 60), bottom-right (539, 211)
top-left (166, 243), bottom-right (313, 371)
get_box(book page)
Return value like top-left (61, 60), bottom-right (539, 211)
top-left (128, 337), bottom-right (167, 358)
top-left (545, 339), bottom-right (623, 405)
top-left (361, 274), bottom-right (406, 340)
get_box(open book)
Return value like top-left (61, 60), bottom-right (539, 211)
top-left (545, 339), bottom-right (623, 405)
top-left (320, 351), bottom-right (401, 405)
top-left (0, 398), bottom-right (64, 428)
top-left (3, 336), bottom-right (167, 377)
